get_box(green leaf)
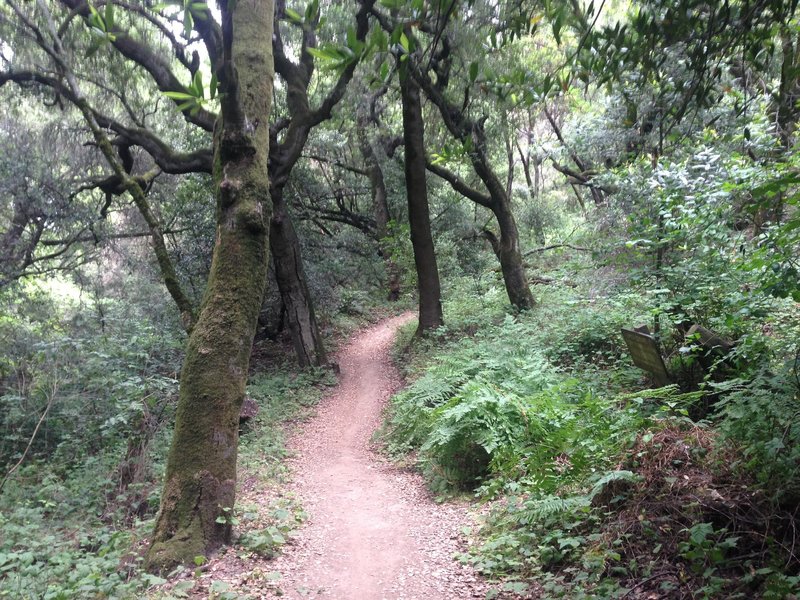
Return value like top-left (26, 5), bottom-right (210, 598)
top-left (399, 32), bottom-right (410, 53)
top-left (183, 9), bottom-right (194, 37)
top-left (469, 61), bottom-right (479, 83)
top-left (209, 72), bottom-right (218, 100)
top-left (553, 12), bottom-right (563, 45)
top-left (284, 7), bottom-right (303, 23)
top-left (305, 0), bottom-right (319, 22)
top-left (172, 580), bottom-right (195, 596)
top-left (163, 91), bottom-right (197, 100)
top-left (142, 573), bottom-right (168, 586)
top-left (192, 70), bottom-right (204, 98)
top-left (306, 46), bottom-right (342, 62)
top-left (104, 1), bottom-right (114, 30)
top-left (88, 3), bottom-right (103, 29)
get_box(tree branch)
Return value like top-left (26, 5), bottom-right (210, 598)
top-left (57, 0), bottom-right (216, 131)
top-left (425, 159), bottom-right (493, 208)
top-left (1, 70), bottom-right (213, 174)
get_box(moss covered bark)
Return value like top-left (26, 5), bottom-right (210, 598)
top-left (146, 0), bottom-right (274, 573)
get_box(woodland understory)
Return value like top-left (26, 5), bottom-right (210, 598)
top-left (2, 0), bottom-right (800, 598)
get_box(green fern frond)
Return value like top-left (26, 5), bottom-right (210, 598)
top-left (514, 494), bottom-right (591, 525)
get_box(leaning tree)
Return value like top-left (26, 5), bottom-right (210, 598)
top-left (3, 0), bottom-right (275, 569)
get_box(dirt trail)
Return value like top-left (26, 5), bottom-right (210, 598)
top-left (268, 313), bottom-right (487, 599)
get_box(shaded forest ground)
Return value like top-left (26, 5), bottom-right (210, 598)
top-left (148, 313), bottom-right (498, 599)
top-left (2, 250), bottom-right (799, 600)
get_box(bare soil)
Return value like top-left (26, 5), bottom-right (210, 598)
top-left (265, 312), bottom-right (488, 599)
top-left (163, 313), bottom-right (492, 599)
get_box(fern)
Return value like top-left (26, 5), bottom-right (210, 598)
top-left (616, 384), bottom-right (705, 406)
top-left (513, 494), bottom-right (591, 526)
top-left (589, 470), bottom-right (640, 500)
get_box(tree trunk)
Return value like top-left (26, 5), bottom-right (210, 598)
top-left (491, 199), bottom-right (535, 310)
top-left (776, 28), bottom-right (800, 151)
top-left (270, 188), bottom-right (327, 367)
top-left (400, 60), bottom-right (443, 335)
top-left (407, 58), bottom-right (534, 311)
top-left (357, 103), bottom-right (401, 301)
top-left (516, 141), bottom-right (546, 246)
top-left (146, 0), bottom-right (274, 572)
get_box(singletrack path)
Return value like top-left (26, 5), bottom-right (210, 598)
top-left (267, 313), bottom-right (487, 599)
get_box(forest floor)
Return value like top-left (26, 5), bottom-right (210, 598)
top-left (164, 313), bottom-right (496, 599)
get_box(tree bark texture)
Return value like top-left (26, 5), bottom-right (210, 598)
top-left (146, 0), bottom-right (274, 572)
top-left (409, 59), bottom-right (535, 311)
top-left (400, 61), bottom-right (443, 334)
top-left (270, 188), bottom-right (327, 367)
top-left (263, 1), bottom-right (372, 367)
top-left (357, 103), bottom-right (401, 301)
top-left (491, 200), bottom-right (534, 311)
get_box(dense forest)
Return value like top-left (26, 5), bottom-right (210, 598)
top-left (1, 0), bottom-right (799, 597)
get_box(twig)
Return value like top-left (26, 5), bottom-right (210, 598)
top-left (620, 569), bottom-right (677, 598)
top-left (524, 243), bottom-right (591, 255)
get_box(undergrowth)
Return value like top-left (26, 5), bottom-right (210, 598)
top-left (0, 342), bottom-right (335, 600)
top-left (383, 262), bottom-right (800, 599)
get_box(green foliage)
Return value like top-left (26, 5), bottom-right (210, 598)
top-left (746, 164), bottom-right (800, 302)
top-left (0, 277), bottom-right (181, 598)
top-left (0, 282), bottom-right (181, 471)
top-left (714, 369), bottom-right (800, 505)
top-left (85, 1), bottom-right (117, 56)
top-left (163, 70), bottom-right (218, 116)
top-left (238, 527), bottom-right (285, 558)
top-left (385, 224), bottom-right (800, 596)
top-left (385, 303), bottom-right (665, 494)
top-left (0, 503), bottom-right (155, 599)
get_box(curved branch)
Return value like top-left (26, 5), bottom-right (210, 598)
top-left (270, 0), bottom-right (375, 187)
top-left (1, 70), bottom-right (213, 173)
top-left (57, 0), bottom-right (216, 131)
top-left (425, 159), bottom-right (493, 208)
top-left (13, 0), bottom-right (197, 330)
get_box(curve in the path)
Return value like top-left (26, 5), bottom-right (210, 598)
top-left (267, 313), bottom-right (486, 600)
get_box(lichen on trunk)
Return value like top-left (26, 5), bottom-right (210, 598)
top-left (146, 0), bottom-right (274, 573)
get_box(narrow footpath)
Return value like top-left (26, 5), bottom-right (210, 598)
top-left (266, 313), bottom-right (487, 599)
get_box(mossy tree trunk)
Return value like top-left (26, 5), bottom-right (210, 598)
top-left (146, 0), bottom-right (274, 573)
top-left (400, 59), bottom-right (443, 335)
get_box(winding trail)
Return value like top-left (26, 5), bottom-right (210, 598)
top-left (267, 313), bottom-right (487, 599)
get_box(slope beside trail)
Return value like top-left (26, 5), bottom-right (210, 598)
top-left (265, 313), bottom-right (488, 599)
